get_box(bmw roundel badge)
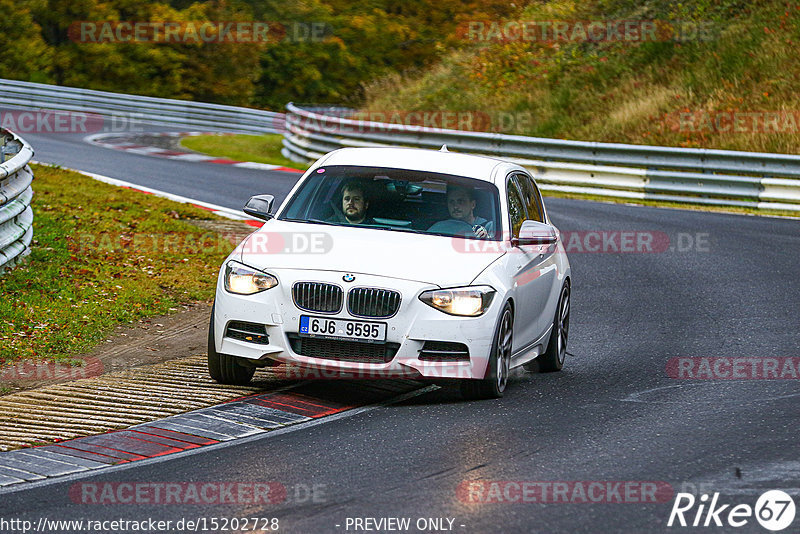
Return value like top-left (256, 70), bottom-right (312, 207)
top-left (343, 274), bottom-right (355, 282)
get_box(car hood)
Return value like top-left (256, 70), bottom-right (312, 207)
top-left (235, 219), bottom-right (505, 286)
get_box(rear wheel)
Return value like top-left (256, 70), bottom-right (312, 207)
top-left (207, 305), bottom-right (256, 385)
top-left (461, 303), bottom-right (513, 400)
top-left (538, 283), bottom-right (570, 372)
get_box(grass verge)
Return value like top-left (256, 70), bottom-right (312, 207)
top-left (180, 133), bottom-right (309, 170)
top-left (0, 164), bottom-right (241, 365)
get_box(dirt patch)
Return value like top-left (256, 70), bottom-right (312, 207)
top-left (0, 301), bottom-right (213, 396)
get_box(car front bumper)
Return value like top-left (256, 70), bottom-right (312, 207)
top-left (212, 267), bottom-right (501, 380)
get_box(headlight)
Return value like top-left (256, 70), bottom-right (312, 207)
top-left (419, 286), bottom-right (495, 316)
top-left (224, 261), bottom-right (278, 295)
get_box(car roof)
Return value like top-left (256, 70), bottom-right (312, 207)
top-left (317, 147), bottom-right (513, 182)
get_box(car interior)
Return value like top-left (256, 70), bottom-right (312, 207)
top-left (306, 174), bottom-right (498, 236)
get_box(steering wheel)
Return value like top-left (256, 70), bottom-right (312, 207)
top-left (449, 220), bottom-right (493, 238)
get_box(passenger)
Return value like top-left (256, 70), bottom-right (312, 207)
top-left (428, 185), bottom-right (492, 238)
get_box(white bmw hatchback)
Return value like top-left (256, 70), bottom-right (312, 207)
top-left (209, 147), bottom-right (571, 399)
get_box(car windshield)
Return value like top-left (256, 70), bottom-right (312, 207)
top-left (278, 165), bottom-right (501, 240)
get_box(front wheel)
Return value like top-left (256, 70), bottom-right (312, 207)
top-left (461, 303), bottom-right (513, 400)
top-left (537, 283), bottom-right (570, 372)
top-left (207, 305), bottom-right (256, 385)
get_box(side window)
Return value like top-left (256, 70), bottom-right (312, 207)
top-left (506, 177), bottom-right (527, 238)
top-left (515, 173), bottom-right (545, 223)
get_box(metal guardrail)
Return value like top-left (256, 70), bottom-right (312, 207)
top-left (282, 103), bottom-right (800, 211)
top-left (0, 129), bottom-right (34, 273)
top-left (0, 79), bottom-right (284, 134)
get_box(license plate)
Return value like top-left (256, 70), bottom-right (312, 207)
top-left (299, 316), bottom-right (386, 343)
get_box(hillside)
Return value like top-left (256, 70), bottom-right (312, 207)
top-left (362, 0), bottom-right (800, 154)
top-left (4, 0), bottom-right (518, 110)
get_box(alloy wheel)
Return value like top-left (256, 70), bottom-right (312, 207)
top-left (496, 309), bottom-right (513, 392)
top-left (557, 289), bottom-right (570, 365)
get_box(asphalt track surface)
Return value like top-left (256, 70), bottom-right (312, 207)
top-left (1, 125), bottom-right (798, 533)
top-left (21, 125), bottom-right (297, 210)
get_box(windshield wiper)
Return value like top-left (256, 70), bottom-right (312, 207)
top-left (281, 217), bottom-right (340, 227)
top-left (365, 225), bottom-right (465, 238)
top-left (363, 224), bottom-right (416, 231)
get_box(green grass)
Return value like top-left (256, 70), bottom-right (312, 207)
top-left (180, 133), bottom-right (309, 170)
top-left (0, 164), bottom-right (239, 365)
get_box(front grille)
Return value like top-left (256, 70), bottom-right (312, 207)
top-left (418, 341), bottom-right (470, 361)
top-left (347, 287), bottom-right (401, 318)
top-left (225, 321), bottom-right (270, 345)
top-left (287, 334), bottom-right (399, 364)
top-left (292, 282), bottom-right (343, 313)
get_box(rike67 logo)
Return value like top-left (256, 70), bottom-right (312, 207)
top-left (668, 490), bottom-right (795, 531)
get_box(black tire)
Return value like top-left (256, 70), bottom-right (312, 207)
top-left (461, 303), bottom-right (513, 400)
top-left (207, 305), bottom-right (256, 385)
top-left (538, 283), bottom-right (570, 372)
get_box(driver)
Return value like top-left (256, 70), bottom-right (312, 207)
top-left (428, 185), bottom-right (492, 238)
top-left (328, 179), bottom-right (374, 225)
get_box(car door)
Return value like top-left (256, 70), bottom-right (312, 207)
top-left (508, 173), bottom-right (557, 349)
top-left (519, 172), bottom-right (561, 336)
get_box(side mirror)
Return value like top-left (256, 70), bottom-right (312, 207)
top-left (512, 220), bottom-right (557, 247)
top-left (243, 195), bottom-right (275, 221)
